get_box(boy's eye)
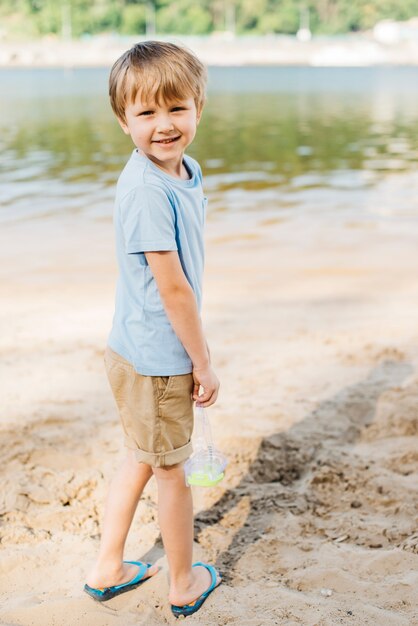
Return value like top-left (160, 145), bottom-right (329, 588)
top-left (136, 106), bottom-right (186, 116)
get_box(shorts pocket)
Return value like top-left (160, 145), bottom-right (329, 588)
top-left (105, 359), bottom-right (135, 404)
top-left (158, 374), bottom-right (194, 419)
top-left (157, 374), bottom-right (194, 451)
top-left (155, 376), bottom-right (174, 402)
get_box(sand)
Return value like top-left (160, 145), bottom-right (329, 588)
top-left (2, 34), bottom-right (418, 68)
top-left (1, 201), bottom-right (418, 625)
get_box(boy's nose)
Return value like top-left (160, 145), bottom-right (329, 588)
top-left (156, 115), bottom-right (175, 132)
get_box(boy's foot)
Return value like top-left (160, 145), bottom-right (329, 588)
top-left (169, 562), bottom-right (222, 612)
top-left (86, 560), bottom-right (158, 590)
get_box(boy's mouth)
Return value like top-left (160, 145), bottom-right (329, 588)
top-left (153, 136), bottom-right (181, 145)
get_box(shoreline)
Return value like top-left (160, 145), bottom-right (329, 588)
top-left (2, 34), bottom-right (418, 68)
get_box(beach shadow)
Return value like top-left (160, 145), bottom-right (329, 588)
top-left (189, 358), bottom-right (413, 583)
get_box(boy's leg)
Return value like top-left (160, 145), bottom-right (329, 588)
top-left (153, 463), bottom-right (221, 607)
top-left (86, 450), bottom-right (158, 588)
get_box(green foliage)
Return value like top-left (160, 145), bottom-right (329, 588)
top-left (258, 1), bottom-right (300, 34)
top-left (2, 0), bottom-right (418, 38)
top-left (120, 4), bottom-right (147, 35)
top-left (156, 0), bottom-right (212, 34)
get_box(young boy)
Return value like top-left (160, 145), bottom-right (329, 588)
top-left (84, 41), bottom-right (221, 618)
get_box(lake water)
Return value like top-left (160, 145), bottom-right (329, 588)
top-left (1, 66), bottom-right (418, 224)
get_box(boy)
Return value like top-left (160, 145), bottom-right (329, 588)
top-left (84, 41), bottom-right (221, 618)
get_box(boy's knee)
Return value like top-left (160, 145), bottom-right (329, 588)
top-left (152, 462), bottom-right (184, 481)
top-left (125, 450), bottom-right (153, 473)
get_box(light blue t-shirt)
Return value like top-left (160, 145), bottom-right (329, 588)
top-left (107, 149), bottom-right (207, 376)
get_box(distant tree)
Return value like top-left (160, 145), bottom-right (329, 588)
top-left (120, 3), bottom-right (147, 35)
top-left (2, 0), bottom-right (418, 38)
top-left (156, 0), bottom-right (212, 34)
top-left (258, 1), bottom-right (300, 34)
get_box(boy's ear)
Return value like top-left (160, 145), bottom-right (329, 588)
top-left (117, 117), bottom-right (130, 135)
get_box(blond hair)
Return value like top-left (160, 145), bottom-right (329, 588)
top-left (109, 41), bottom-right (207, 123)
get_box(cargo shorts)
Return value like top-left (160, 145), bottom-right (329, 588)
top-left (104, 346), bottom-right (194, 467)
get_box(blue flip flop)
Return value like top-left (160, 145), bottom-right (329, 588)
top-left (84, 560), bottom-right (154, 602)
top-left (171, 562), bottom-right (222, 618)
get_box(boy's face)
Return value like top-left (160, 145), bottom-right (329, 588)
top-left (118, 93), bottom-right (202, 174)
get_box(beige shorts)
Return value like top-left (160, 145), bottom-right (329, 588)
top-left (104, 346), bottom-right (194, 467)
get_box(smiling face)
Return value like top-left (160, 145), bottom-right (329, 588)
top-left (118, 95), bottom-right (202, 177)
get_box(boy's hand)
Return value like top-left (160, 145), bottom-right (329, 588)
top-left (192, 364), bottom-right (219, 408)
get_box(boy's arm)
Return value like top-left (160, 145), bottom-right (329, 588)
top-left (144, 250), bottom-right (219, 407)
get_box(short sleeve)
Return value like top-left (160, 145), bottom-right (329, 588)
top-left (120, 185), bottom-right (177, 254)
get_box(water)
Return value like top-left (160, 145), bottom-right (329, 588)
top-left (1, 66), bottom-right (418, 224)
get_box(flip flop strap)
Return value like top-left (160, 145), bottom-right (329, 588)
top-left (110, 561), bottom-right (148, 590)
top-left (192, 561), bottom-right (217, 597)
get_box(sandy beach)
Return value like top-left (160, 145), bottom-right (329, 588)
top-left (2, 33), bottom-right (418, 68)
top-left (1, 183), bottom-right (417, 626)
